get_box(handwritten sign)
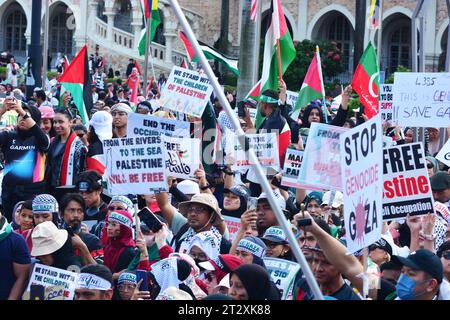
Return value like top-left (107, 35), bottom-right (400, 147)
top-left (281, 148), bottom-right (304, 188)
top-left (264, 257), bottom-right (300, 300)
top-left (159, 66), bottom-right (214, 118)
top-left (436, 139), bottom-right (450, 168)
top-left (225, 132), bottom-right (280, 171)
top-left (103, 136), bottom-right (167, 195)
top-left (382, 143), bottom-right (434, 221)
top-left (394, 72), bottom-right (450, 127)
top-left (127, 113), bottom-right (190, 138)
top-left (222, 215), bottom-right (242, 244)
top-left (163, 136), bottom-right (200, 179)
top-left (26, 264), bottom-right (78, 300)
top-left (379, 84), bottom-right (395, 123)
top-left (340, 115), bottom-right (383, 254)
top-left (297, 123), bottom-right (347, 191)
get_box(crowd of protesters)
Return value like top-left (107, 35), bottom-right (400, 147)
top-left (0, 48), bottom-right (449, 301)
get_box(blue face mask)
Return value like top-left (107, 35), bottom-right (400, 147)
top-left (396, 274), bottom-right (417, 300)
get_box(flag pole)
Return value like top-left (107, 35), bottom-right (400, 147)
top-left (316, 46), bottom-right (328, 123)
top-left (276, 39), bottom-right (283, 81)
top-left (167, 0), bottom-right (324, 301)
top-left (143, 16), bottom-right (152, 96)
top-left (42, 0), bottom-right (50, 85)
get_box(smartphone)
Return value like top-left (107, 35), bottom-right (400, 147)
top-left (297, 218), bottom-right (312, 227)
top-left (237, 101), bottom-right (246, 118)
top-left (30, 284), bottom-right (45, 300)
top-left (136, 269), bottom-right (149, 291)
top-left (137, 207), bottom-right (163, 232)
top-left (247, 197), bottom-right (257, 211)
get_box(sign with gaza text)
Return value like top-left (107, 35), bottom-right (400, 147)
top-left (263, 257), bottom-right (300, 300)
top-left (379, 84), bottom-right (395, 123)
top-left (162, 136), bottom-right (200, 180)
top-left (436, 139), bottom-right (450, 168)
top-left (281, 148), bottom-right (304, 188)
top-left (394, 72), bottom-right (450, 127)
top-left (225, 132), bottom-right (279, 171)
top-left (297, 123), bottom-right (347, 191)
top-left (382, 143), bottom-right (434, 221)
top-left (26, 264), bottom-right (78, 300)
top-left (341, 115), bottom-right (383, 254)
top-left (103, 136), bottom-right (167, 195)
top-left (159, 66), bottom-right (214, 118)
top-left (127, 113), bottom-right (190, 138)
top-left (222, 215), bottom-right (241, 244)
top-left (286, 90), bottom-right (299, 107)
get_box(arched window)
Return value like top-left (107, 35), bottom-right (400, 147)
top-left (385, 17), bottom-right (411, 73)
top-left (50, 4), bottom-right (74, 57)
top-left (97, 0), bottom-right (107, 22)
top-left (261, 11), bottom-right (294, 41)
top-left (3, 4), bottom-right (27, 53)
top-left (114, 0), bottom-right (132, 33)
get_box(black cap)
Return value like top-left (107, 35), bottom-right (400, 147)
top-left (430, 171), bottom-right (450, 191)
top-left (75, 170), bottom-right (102, 192)
top-left (223, 184), bottom-right (250, 201)
top-left (392, 249), bottom-right (443, 283)
top-left (369, 237), bottom-right (393, 256)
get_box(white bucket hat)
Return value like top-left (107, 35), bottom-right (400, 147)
top-left (31, 221), bottom-right (68, 257)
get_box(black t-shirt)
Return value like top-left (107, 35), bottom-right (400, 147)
top-left (332, 283), bottom-right (361, 300)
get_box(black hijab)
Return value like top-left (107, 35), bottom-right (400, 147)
top-left (231, 264), bottom-right (281, 300)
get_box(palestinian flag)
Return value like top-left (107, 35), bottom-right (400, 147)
top-left (179, 31), bottom-right (239, 76)
top-left (59, 45), bottom-right (93, 124)
top-left (245, 80), bottom-right (261, 100)
top-left (138, 0), bottom-right (161, 56)
top-left (291, 48), bottom-right (324, 119)
top-left (255, 0), bottom-right (296, 128)
top-left (351, 42), bottom-right (380, 119)
top-left (180, 57), bottom-right (188, 69)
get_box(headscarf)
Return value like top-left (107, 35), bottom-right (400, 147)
top-left (236, 236), bottom-right (267, 269)
top-left (300, 103), bottom-right (325, 128)
top-left (426, 156), bottom-right (439, 175)
top-left (109, 195), bottom-right (135, 215)
top-left (187, 231), bottom-right (221, 262)
top-left (201, 254), bottom-right (244, 283)
top-left (231, 264), bottom-right (281, 300)
top-left (103, 210), bottom-right (136, 273)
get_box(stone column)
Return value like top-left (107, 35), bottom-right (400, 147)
top-left (104, 9), bottom-right (117, 44)
top-left (164, 33), bottom-right (176, 64)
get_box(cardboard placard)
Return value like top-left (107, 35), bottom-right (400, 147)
top-left (394, 72), bottom-right (450, 127)
top-left (222, 215), bottom-right (242, 244)
top-left (159, 66), bottom-right (214, 118)
top-left (104, 136), bottom-right (167, 195)
top-left (162, 136), bottom-right (200, 180)
top-left (382, 143), bottom-right (434, 221)
top-left (26, 264), bottom-right (78, 300)
top-left (297, 123), bottom-right (347, 191)
top-left (263, 257), bottom-right (300, 300)
top-left (286, 90), bottom-right (299, 107)
top-left (281, 148), bottom-right (304, 188)
top-left (340, 115), bottom-right (383, 253)
top-left (127, 113), bottom-right (190, 138)
top-left (436, 139), bottom-right (450, 168)
top-left (225, 132), bottom-right (280, 171)
top-left (379, 84), bottom-right (395, 123)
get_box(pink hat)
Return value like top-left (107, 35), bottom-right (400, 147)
top-left (39, 105), bottom-right (55, 119)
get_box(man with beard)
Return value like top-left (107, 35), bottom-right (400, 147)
top-left (60, 193), bottom-right (103, 263)
top-left (111, 103), bottom-right (132, 138)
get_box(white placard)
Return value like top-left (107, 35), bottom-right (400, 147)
top-left (163, 136), bottom-right (200, 180)
top-left (127, 113), bottom-right (190, 138)
top-left (264, 257), bottom-right (300, 300)
top-left (379, 84), bottom-right (395, 123)
top-left (286, 90), bottom-right (299, 107)
top-left (281, 148), bottom-right (304, 188)
top-left (436, 139), bottom-right (450, 167)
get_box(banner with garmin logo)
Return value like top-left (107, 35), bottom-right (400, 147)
top-left (382, 143), bottom-right (434, 221)
top-left (127, 113), bottom-right (190, 138)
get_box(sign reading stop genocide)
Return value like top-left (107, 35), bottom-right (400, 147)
top-left (340, 115), bottom-right (383, 254)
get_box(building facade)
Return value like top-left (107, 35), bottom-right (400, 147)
top-left (1, 0), bottom-right (449, 79)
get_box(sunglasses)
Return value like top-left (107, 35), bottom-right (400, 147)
top-left (426, 163), bottom-right (434, 169)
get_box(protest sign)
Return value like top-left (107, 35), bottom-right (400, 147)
top-left (435, 201), bottom-right (450, 223)
top-left (436, 139), bottom-right (450, 167)
top-left (159, 66), bottom-right (214, 118)
top-left (127, 113), bottom-right (190, 138)
top-left (382, 143), bottom-right (434, 221)
top-left (394, 72), bottom-right (450, 127)
top-left (44, 285), bottom-right (66, 300)
top-left (162, 136), bottom-right (200, 179)
top-left (225, 132), bottom-right (279, 171)
top-left (222, 215), bottom-right (241, 244)
top-left (103, 136), bottom-right (167, 195)
top-left (263, 257), bottom-right (300, 300)
top-left (235, 106), bottom-right (257, 120)
top-left (281, 148), bottom-right (304, 188)
top-left (286, 90), bottom-right (298, 107)
top-left (379, 84), bottom-right (395, 123)
top-left (297, 123), bottom-right (347, 191)
top-left (26, 263), bottom-right (78, 300)
top-left (340, 115), bottom-right (383, 254)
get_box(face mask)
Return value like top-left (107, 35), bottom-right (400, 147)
top-left (396, 274), bottom-right (417, 300)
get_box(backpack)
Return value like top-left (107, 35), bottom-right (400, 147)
top-left (170, 223), bottom-right (231, 254)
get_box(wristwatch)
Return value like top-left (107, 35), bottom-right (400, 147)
top-left (200, 184), bottom-right (211, 190)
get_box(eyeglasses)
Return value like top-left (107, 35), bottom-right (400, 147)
top-left (108, 206), bottom-right (126, 211)
top-left (187, 206), bottom-right (209, 215)
top-left (264, 241), bottom-right (283, 249)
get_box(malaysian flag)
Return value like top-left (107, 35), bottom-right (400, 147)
top-left (250, 0), bottom-right (259, 21)
top-left (368, 0), bottom-right (380, 29)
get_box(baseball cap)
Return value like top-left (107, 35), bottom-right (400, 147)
top-left (224, 184), bottom-right (250, 201)
top-left (369, 237), bottom-right (393, 256)
top-left (261, 226), bottom-right (288, 244)
top-left (177, 180), bottom-right (200, 195)
top-left (76, 170), bottom-right (103, 192)
top-left (257, 190), bottom-right (286, 210)
top-left (321, 191), bottom-right (344, 208)
top-left (244, 98), bottom-right (258, 108)
top-left (430, 172), bottom-right (450, 191)
top-left (392, 249), bottom-right (443, 283)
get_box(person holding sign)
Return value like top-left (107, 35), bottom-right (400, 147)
top-left (111, 103), bottom-right (132, 139)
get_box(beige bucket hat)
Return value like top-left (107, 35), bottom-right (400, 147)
top-left (31, 221), bottom-right (68, 257)
top-left (178, 193), bottom-right (223, 226)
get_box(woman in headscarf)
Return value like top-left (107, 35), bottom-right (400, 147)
top-left (229, 264), bottom-right (281, 300)
top-left (222, 185), bottom-right (250, 218)
top-left (234, 236), bottom-right (267, 269)
top-left (426, 156), bottom-right (439, 178)
top-left (102, 210), bottom-right (136, 278)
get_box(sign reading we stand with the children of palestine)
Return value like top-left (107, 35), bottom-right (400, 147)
top-left (394, 72), bottom-right (450, 127)
top-left (159, 66), bottom-right (214, 118)
top-left (103, 136), bottom-right (167, 195)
